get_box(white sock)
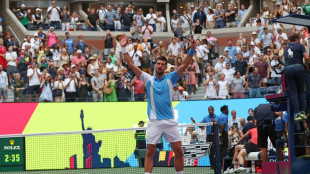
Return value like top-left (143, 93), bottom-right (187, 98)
top-left (145, 172), bottom-right (151, 174)
top-left (176, 171), bottom-right (183, 174)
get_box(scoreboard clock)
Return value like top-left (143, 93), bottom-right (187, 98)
top-left (0, 138), bottom-right (25, 172)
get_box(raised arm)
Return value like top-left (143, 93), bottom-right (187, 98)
top-left (177, 39), bottom-right (196, 77)
top-left (119, 34), bottom-right (142, 78)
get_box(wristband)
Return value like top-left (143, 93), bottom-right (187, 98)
top-left (121, 47), bottom-right (127, 54)
top-left (188, 49), bottom-right (195, 56)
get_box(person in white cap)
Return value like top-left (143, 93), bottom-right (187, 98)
top-left (47, 1), bottom-right (61, 29)
top-left (72, 49), bottom-right (87, 67)
top-left (17, 4), bottom-right (31, 29)
top-left (214, 55), bottom-right (227, 80)
top-left (30, 33), bottom-right (41, 51)
top-left (190, 5), bottom-right (197, 21)
top-left (39, 73), bottom-right (54, 102)
top-left (32, 8), bottom-right (43, 29)
top-left (250, 41), bottom-right (261, 58)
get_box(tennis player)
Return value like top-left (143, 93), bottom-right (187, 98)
top-left (120, 34), bottom-right (196, 174)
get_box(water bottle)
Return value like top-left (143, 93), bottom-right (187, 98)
top-left (251, 160), bottom-right (255, 173)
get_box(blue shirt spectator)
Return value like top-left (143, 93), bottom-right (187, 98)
top-left (62, 32), bottom-right (74, 54)
top-left (224, 42), bottom-right (237, 64)
top-left (193, 7), bottom-right (207, 26)
top-left (104, 9), bottom-right (116, 25)
top-left (238, 5), bottom-right (247, 20)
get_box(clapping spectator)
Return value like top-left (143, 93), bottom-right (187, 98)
top-left (64, 71), bottom-right (78, 102)
top-left (113, 4), bottom-right (121, 31)
top-left (27, 62), bottom-right (42, 102)
top-left (206, 8), bottom-right (215, 29)
top-left (134, 9), bottom-right (145, 30)
top-left (193, 6), bottom-right (207, 28)
top-left (87, 8), bottom-right (99, 31)
top-left (39, 73), bottom-right (54, 102)
top-left (53, 74), bottom-right (65, 102)
top-left (104, 72), bottom-right (118, 102)
top-left (50, 44), bottom-right (61, 68)
top-left (32, 8), bottom-right (44, 29)
top-left (274, 2), bottom-right (283, 18)
top-left (72, 50), bottom-right (87, 67)
top-left (117, 75), bottom-right (131, 101)
top-left (193, 19), bottom-right (203, 41)
top-left (204, 75), bottom-right (217, 99)
top-left (231, 72), bottom-right (246, 99)
top-left (37, 27), bottom-right (47, 45)
top-left (75, 35), bottom-right (86, 54)
top-left (61, 6), bottom-right (70, 31)
top-left (13, 73), bottom-right (25, 102)
top-left (225, 4), bottom-right (236, 28)
top-left (0, 38), bottom-right (7, 71)
top-left (70, 11), bottom-right (79, 29)
top-left (282, 0), bottom-right (290, 16)
top-left (104, 5), bottom-right (116, 31)
top-left (222, 63), bottom-right (235, 84)
top-left (254, 54), bottom-right (270, 87)
top-left (130, 21), bottom-right (141, 39)
top-left (217, 74), bottom-right (230, 99)
top-left (47, 1), bottom-right (61, 30)
top-left (214, 3), bottom-right (225, 28)
top-left (156, 11), bottom-right (166, 32)
top-left (0, 64), bottom-right (8, 102)
top-left (97, 4), bottom-right (106, 29)
top-left (6, 46), bottom-right (17, 84)
top-left (146, 8), bottom-right (157, 31)
top-left (91, 69), bottom-right (103, 102)
top-left (167, 37), bottom-right (181, 57)
top-left (238, 4), bottom-right (247, 20)
top-left (121, 8), bottom-right (133, 31)
top-left (47, 27), bottom-right (58, 48)
top-left (224, 39), bottom-right (237, 66)
top-left (17, 4), bottom-right (31, 29)
top-left (142, 21), bottom-right (154, 44)
top-left (130, 76), bottom-right (145, 101)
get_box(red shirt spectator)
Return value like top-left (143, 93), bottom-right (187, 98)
top-left (133, 77), bottom-right (145, 94)
top-left (254, 55), bottom-right (269, 80)
top-left (71, 50), bottom-right (87, 67)
top-left (0, 39), bottom-right (7, 69)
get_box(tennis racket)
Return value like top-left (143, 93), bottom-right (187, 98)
top-left (170, 14), bottom-right (192, 40)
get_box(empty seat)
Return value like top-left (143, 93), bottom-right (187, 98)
top-left (267, 86), bottom-right (279, 94)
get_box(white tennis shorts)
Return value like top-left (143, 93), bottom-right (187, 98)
top-left (146, 119), bottom-right (181, 145)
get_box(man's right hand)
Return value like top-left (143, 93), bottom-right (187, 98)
top-left (119, 34), bottom-right (128, 47)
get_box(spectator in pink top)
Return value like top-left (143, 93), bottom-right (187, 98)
top-left (47, 27), bottom-right (58, 48)
top-left (206, 31), bottom-right (217, 52)
top-left (71, 49), bottom-right (87, 67)
top-left (129, 76), bottom-right (145, 101)
top-left (141, 21), bottom-right (153, 43)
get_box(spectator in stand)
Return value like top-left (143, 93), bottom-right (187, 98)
top-left (72, 50), bottom-right (87, 67)
top-left (270, 55), bottom-right (283, 86)
top-left (6, 46), bottom-right (17, 84)
top-left (289, 2), bottom-right (297, 14)
top-left (206, 31), bottom-right (217, 52)
top-left (206, 8), bottom-right (215, 29)
top-left (253, 14), bottom-right (265, 27)
top-left (190, 5), bottom-right (197, 21)
top-left (217, 71), bottom-right (230, 99)
top-left (203, 1), bottom-right (211, 15)
top-left (167, 37), bottom-right (181, 57)
top-left (130, 76), bottom-right (145, 101)
top-left (121, 8), bottom-right (133, 31)
top-left (193, 19), bottom-right (203, 41)
top-left (39, 73), bottom-right (53, 102)
top-left (156, 11), bottom-right (166, 32)
top-left (261, 7), bottom-right (270, 25)
top-left (50, 44), bottom-right (61, 68)
top-left (152, 41), bottom-right (166, 57)
top-left (274, 2), bottom-right (283, 18)
top-left (276, 28), bottom-right (288, 42)
top-left (17, 4), bottom-right (31, 29)
top-left (142, 21), bottom-right (153, 44)
top-left (302, 0), bottom-right (310, 15)
top-left (0, 64), bottom-right (8, 102)
top-left (64, 71), bottom-right (78, 102)
top-left (117, 75), bottom-right (131, 101)
top-left (0, 38), bottom-right (7, 69)
top-left (4, 33), bottom-right (11, 50)
top-left (262, 27), bottom-right (273, 54)
top-left (32, 8), bottom-right (44, 29)
top-left (13, 73), bottom-right (25, 102)
top-left (27, 62), bottom-right (42, 102)
top-left (47, 27), bottom-right (58, 48)
top-left (104, 72), bottom-right (118, 102)
top-left (61, 6), bottom-right (70, 31)
top-left (224, 39), bottom-right (237, 66)
top-left (238, 4), bottom-right (247, 20)
top-left (87, 8), bottom-right (99, 31)
top-left (47, 1), bottom-right (61, 30)
top-left (70, 11), bottom-right (80, 29)
top-left (231, 71), bottom-right (246, 99)
top-left (113, 4), bottom-right (121, 31)
top-left (235, 53), bottom-right (247, 76)
top-left (247, 67), bottom-right (261, 98)
top-left (75, 35), bottom-right (86, 55)
top-left (130, 21), bottom-right (141, 39)
top-left (146, 8), bottom-right (157, 32)
top-left (134, 9), bottom-right (145, 30)
top-left (204, 75), bottom-right (217, 99)
top-left (91, 69), bottom-right (104, 102)
top-left (97, 4), bottom-right (106, 29)
top-left (193, 6), bottom-right (207, 27)
top-left (104, 5), bottom-right (116, 31)
top-left (222, 63), bottom-right (235, 84)
top-left (254, 54), bottom-right (270, 87)
top-left (141, 49), bottom-right (152, 74)
top-left (103, 30), bottom-right (115, 57)
top-left (225, 4), bottom-right (236, 28)
top-left (129, 43), bottom-right (142, 68)
top-left (62, 32), bottom-right (74, 54)
top-left (37, 27), bottom-right (46, 45)
top-left (214, 3), bottom-right (225, 29)
top-left (77, 75), bottom-right (89, 102)
top-left (53, 74), bottom-right (64, 102)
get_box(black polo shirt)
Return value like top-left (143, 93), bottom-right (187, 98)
top-left (254, 104), bottom-right (275, 127)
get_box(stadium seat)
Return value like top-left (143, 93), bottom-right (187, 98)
top-left (260, 87), bottom-right (267, 95)
top-left (267, 86), bottom-right (279, 94)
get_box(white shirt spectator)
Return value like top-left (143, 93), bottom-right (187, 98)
top-left (22, 41), bottom-right (32, 50)
top-left (98, 9), bottom-right (107, 21)
top-left (270, 60), bottom-right (282, 78)
top-left (64, 78), bottom-right (77, 92)
top-left (253, 46), bottom-right (261, 57)
top-left (27, 68), bottom-right (42, 86)
top-left (106, 62), bottom-right (115, 70)
top-left (179, 91), bottom-right (189, 100)
top-left (193, 128), bottom-right (206, 142)
top-left (214, 61), bottom-right (227, 73)
top-left (158, 16), bottom-right (166, 31)
top-left (196, 45), bottom-right (209, 60)
top-left (30, 38), bottom-right (41, 50)
top-left (50, 49), bottom-right (60, 61)
top-left (222, 68), bottom-right (235, 83)
top-left (146, 13), bottom-right (157, 24)
top-left (167, 43), bottom-right (181, 56)
top-left (276, 32), bottom-right (288, 42)
top-left (228, 117), bottom-right (241, 129)
top-left (172, 90), bottom-right (180, 101)
top-left (0, 71), bottom-right (8, 88)
top-left (47, 6), bottom-right (61, 22)
top-left (6, 51), bottom-right (17, 67)
top-left (113, 65), bottom-right (124, 73)
top-left (129, 50), bottom-right (142, 67)
top-left (134, 14), bottom-right (145, 27)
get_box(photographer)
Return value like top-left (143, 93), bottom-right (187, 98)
top-left (47, 1), bottom-right (61, 30)
top-left (228, 123), bottom-right (243, 147)
top-left (270, 55), bottom-right (283, 86)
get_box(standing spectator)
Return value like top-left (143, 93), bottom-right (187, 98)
top-left (167, 38), bottom-right (181, 57)
top-left (0, 64), bottom-right (8, 102)
top-left (217, 74), bottom-right (229, 99)
top-left (238, 4), bottom-right (247, 20)
top-left (62, 32), bottom-right (74, 54)
top-left (87, 8), bottom-right (99, 31)
top-left (262, 27), bottom-right (273, 54)
top-left (61, 6), bottom-right (70, 31)
top-left (129, 43), bottom-right (142, 68)
top-left (72, 50), bottom-right (87, 67)
top-left (37, 27), bottom-right (47, 45)
top-left (39, 74), bottom-right (54, 102)
top-left (225, 4), bottom-right (236, 28)
top-left (98, 4), bottom-right (106, 29)
top-left (156, 11), bottom-right (166, 32)
top-left (104, 72), bottom-right (118, 102)
top-left (121, 8), bottom-right (133, 31)
top-left (104, 5), bottom-right (116, 31)
top-left (196, 39), bottom-right (209, 63)
top-left (47, 27), bottom-right (58, 48)
top-left (27, 62), bottom-right (42, 102)
top-left (53, 74), bottom-right (65, 102)
top-left (103, 30), bottom-right (115, 57)
top-left (13, 73), bottom-right (25, 102)
top-left (130, 76), bottom-right (145, 101)
top-left (206, 8), bottom-right (215, 29)
top-left (0, 39), bottom-right (6, 70)
top-left (70, 11), bottom-right (80, 29)
top-left (6, 46), bottom-right (17, 84)
top-left (117, 75), bottom-right (131, 101)
top-left (17, 4), bottom-right (31, 29)
top-left (302, 0), bottom-right (310, 15)
top-left (50, 45), bottom-right (61, 68)
top-left (231, 72), bottom-right (246, 99)
top-left (141, 50), bottom-right (152, 74)
top-left (190, 5), bottom-right (197, 21)
top-left (134, 9), bottom-right (145, 30)
top-left (152, 41), bottom-right (166, 57)
top-left (91, 69), bottom-right (104, 102)
top-left (193, 19), bottom-right (203, 41)
top-left (193, 6), bottom-right (207, 27)
top-left (113, 4), bottom-right (121, 31)
top-left (4, 33), bottom-right (11, 51)
top-left (47, 1), bottom-right (61, 30)
top-left (224, 39), bottom-right (237, 66)
top-left (214, 55), bottom-right (226, 79)
top-left (270, 55), bottom-right (282, 86)
top-left (32, 8), bottom-right (44, 29)
top-left (247, 67), bottom-right (261, 98)
top-left (141, 21), bottom-right (153, 43)
top-left (222, 63), bottom-right (235, 84)
top-left (64, 71), bottom-right (78, 102)
top-left (234, 53), bottom-right (247, 76)
top-left (206, 31), bottom-right (217, 52)
top-left (77, 75), bottom-right (89, 102)
top-left (214, 3), bottom-right (225, 28)
top-left (204, 75), bottom-right (217, 99)
top-left (130, 21), bottom-right (141, 39)
top-left (75, 35), bottom-right (87, 55)
top-left (254, 54), bottom-right (270, 87)
top-left (146, 8), bottom-right (157, 32)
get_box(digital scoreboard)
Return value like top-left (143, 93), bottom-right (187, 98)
top-left (0, 138), bottom-right (25, 172)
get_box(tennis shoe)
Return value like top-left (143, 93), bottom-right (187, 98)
top-left (223, 168), bottom-right (234, 174)
top-left (234, 166), bottom-right (247, 173)
top-left (295, 111), bottom-right (307, 121)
